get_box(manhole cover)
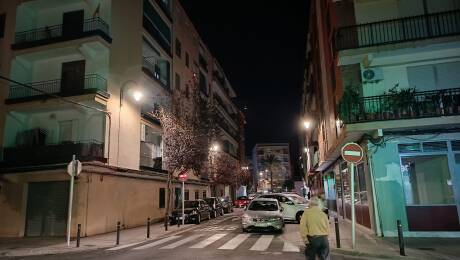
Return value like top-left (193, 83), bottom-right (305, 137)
top-left (417, 247), bottom-right (435, 251)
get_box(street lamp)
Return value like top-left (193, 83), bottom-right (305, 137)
top-left (303, 120), bottom-right (311, 129)
top-left (132, 90), bottom-right (144, 102)
top-left (211, 143), bottom-right (220, 152)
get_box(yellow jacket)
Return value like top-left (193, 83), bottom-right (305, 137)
top-left (299, 206), bottom-right (329, 242)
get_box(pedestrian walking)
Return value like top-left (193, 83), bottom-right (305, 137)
top-left (300, 197), bottom-right (330, 260)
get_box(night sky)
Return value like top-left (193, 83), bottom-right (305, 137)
top-left (181, 1), bottom-right (309, 176)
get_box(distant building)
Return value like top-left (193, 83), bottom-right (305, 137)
top-left (252, 143), bottom-right (292, 192)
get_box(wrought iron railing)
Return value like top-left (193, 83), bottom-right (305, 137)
top-left (142, 57), bottom-right (170, 90)
top-left (8, 74), bottom-right (107, 99)
top-left (339, 88), bottom-right (460, 124)
top-left (2, 140), bottom-right (105, 167)
top-left (14, 17), bottom-right (110, 45)
top-left (336, 9), bottom-right (460, 50)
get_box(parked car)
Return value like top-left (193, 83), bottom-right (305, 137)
top-left (258, 193), bottom-right (308, 222)
top-left (220, 197), bottom-right (234, 213)
top-left (234, 196), bottom-right (251, 208)
top-left (169, 199), bottom-right (211, 225)
top-left (204, 197), bottom-right (224, 218)
top-left (242, 198), bottom-right (284, 233)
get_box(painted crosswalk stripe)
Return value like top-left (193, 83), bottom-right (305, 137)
top-left (107, 241), bottom-right (146, 251)
top-left (231, 217), bottom-right (240, 221)
top-left (160, 234), bottom-right (203, 249)
top-left (133, 235), bottom-right (181, 250)
top-left (249, 235), bottom-right (274, 251)
top-left (218, 234), bottom-right (251, 250)
top-left (282, 241), bottom-right (300, 252)
top-left (189, 233), bottom-right (227, 248)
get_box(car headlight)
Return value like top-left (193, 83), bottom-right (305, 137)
top-left (242, 214), bottom-right (251, 222)
top-left (191, 210), bottom-right (198, 215)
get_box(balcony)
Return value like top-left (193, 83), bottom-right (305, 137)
top-left (12, 18), bottom-right (111, 50)
top-left (339, 88), bottom-right (460, 124)
top-left (335, 9), bottom-right (460, 51)
top-left (199, 54), bottom-right (208, 72)
top-left (6, 74), bottom-right (108, 103)
top-left (1, 140), bottom-right (106, 168)
top-left (142, 57), bottom-right (170, 91)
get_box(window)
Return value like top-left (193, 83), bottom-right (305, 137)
top-left (202, 190), bottom-right (207, 198)
top-left (185, 189), bottom-right (189, 200)
top-left (185, 84), bottom-right (190, 98)
top-left (401, 155), bottom-right (455, 205)
top-left (175, 73), bottom-right (180, 90)
top-left (199, 71), bottom-right (207, 94)
top-left (175, 187), bottom-right (181, 208)
top-left (0, 14), bottom-right (5, 39)
top-left (195, 190), bottom-right (199, 200)
top-left (159, 188), bottom-right (165, 208)
top-left (175, 38), bottom-right (181, 57)
top-left (143, 0), bottom-right (171, 52)
top-left (185, 52), bottom-right (189, 67)
top-left (59, 120), bottom-right (75, 143)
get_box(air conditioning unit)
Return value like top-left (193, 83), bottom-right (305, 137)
top-left (361, 68), bottom-right (384, 83)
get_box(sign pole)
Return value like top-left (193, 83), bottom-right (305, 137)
top-left (66, 155), bottom-right (76, 246)
top-left (181, 181), bottom-right (185, 226)
top-left (350, 162), bottom-right (356, 250)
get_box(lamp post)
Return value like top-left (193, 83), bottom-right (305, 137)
top-left (302, 120), bottom-right (312, 187)
top-left (210, 143), bottom-right (219, 196)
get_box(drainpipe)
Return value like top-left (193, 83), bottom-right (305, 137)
top-left (367, 152), bottom-right (383, 237)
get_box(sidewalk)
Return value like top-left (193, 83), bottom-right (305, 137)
top-left (0, 221), bottom-right (195, 257)
top-left (328, 214), bottom-right (460, 260)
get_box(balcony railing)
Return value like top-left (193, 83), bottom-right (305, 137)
top-left (142, 57), bottom-right (170, 90)
top-left (8, 74), bottom-right (107, 100)
top-left (13, 18), bottom-right (111, 49)
top-left (1, 140), bottom-right (105, 167)
top-left (339, 88), bottom-right (460, 124)
top-left (336, 9), bottom-right (460, 50)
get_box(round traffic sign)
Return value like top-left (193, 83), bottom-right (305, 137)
top-left (178, 170), bottom-right (188, 182)
top-left (341, 143), bottom-right (364, 163)
top-left (67, 160), bottom-right (82, 177)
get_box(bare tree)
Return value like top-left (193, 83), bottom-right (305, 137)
top-left (262, 154), bottom-right (281, 192)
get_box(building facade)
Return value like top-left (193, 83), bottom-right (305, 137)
top-left (0, 0), bottom-right (243, 238)
top-left (252, 143), bottom-right (292, 193)
top-left (302, 0), bottom-right (460, 237)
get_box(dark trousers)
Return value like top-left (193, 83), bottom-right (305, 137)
top-left (305, 235), bottom-right (330, 260)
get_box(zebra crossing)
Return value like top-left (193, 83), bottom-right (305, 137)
top-left (107, 233), bottom-right (301, 253)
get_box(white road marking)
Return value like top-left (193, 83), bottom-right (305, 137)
top-left (106, 241), bottom-right (146, 251)
top-left (231, 217), bottom-right (240, 221)
top-left (282, 241), bottom-right (300, 252)
top-left (344, 150), bottom-right (361, 156)
top-left (133, 236), bottom-right (181, 250)
top-left (218, 234), bottom-right (251, 250)
top-left (160, 234), bottom-right (203, 249)
top-left (189, 233), bottom-right (227, 248)
top-left (249, 235), bottom-right (274, 251)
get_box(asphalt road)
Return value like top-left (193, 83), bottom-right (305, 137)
top-left (4, 210), bottom-right (360, 260)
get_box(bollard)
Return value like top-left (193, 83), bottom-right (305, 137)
top-left (147, 218), bottom-right (151, 238)
top-left (397, 220), bottom-right (406, 256)
top-left (116, 221), bottom-right (121, 245)
top-left (76, 224), bottom-right (81, 247)
top-left (334, 217), bottom-right (341, 248)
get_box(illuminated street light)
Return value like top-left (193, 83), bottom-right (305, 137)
top-left (132, 90), bottom-right (144, 102)
top-left (211, 143), bottom-right (220, 152)
top-left (303, 147), bottom-right (308, 153)
top-left (303, 120), bottom-right (311, 129)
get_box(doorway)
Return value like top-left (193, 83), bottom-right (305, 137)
top-left (61, 60), bottom-right (85, 95)
top-left (25, 181), bottom-right (69, 237)
top-left (62, 10), bottom-right (84, 37)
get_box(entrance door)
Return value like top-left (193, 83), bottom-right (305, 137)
top-left (25, 181), bottom-right (69, 237)
top-left (62, 10), bottom-right (84, 37)
top-left (61, 60), bottom-right (85, 95)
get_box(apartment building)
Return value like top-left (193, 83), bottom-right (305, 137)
top-left (0, 0), bottom-right (242, 238)
top-left (252, 143), bottom-right (292, 193)
top-left (173, 0), bottom-right (245, 199)
top-left (302, 0), bottom-right (460, 237)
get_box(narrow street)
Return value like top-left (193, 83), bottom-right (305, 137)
top-left (1, 210), bottom-right (361, 260)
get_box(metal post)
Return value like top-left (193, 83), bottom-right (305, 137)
top-left (116, 221), bottom-right (121, 245)
top-left (66, 155), bottom-right (76, 247)
top-left (397, 220), bottom-right (406, 256)
top-left (182, 181), bottom-right (185, 226)
top-left (76, 224), bottom-right (81, 248)
top-left (350, 162), bottom-right (356, 249)
top-left (334, 217), bottom-right (341, 248)
top-left (147, 218), bottom-right (150, 239)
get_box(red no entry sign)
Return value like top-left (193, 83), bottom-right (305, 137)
top-left (341, 143), bottom-right (363, 163)
top-left (178, 170), bottom-right (188, 182)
